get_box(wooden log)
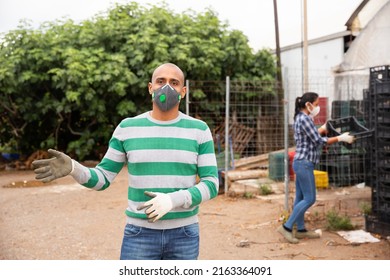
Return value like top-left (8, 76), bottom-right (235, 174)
top-left (229, 180), bottom-right (261, 195)
top-left (222, 169), bottom-right (268, 182)
top-left (233, 147), bottom-right (296, 170)
top-left (234, 153), bottom-right (268, 168)
top-left (235, 162), bottom-right (268, 170)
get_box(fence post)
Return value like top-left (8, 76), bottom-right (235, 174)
top-left (224, 76), bottom-right (230, 195)
top-left (185, 79), bottom-right (190, 115)
top-left (283, 68), bottom-right (290, 211)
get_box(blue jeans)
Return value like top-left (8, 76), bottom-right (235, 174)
top-left (120, 223), bottom-right (199, 260)
top-left (284, 159), bottom-right (316, 231)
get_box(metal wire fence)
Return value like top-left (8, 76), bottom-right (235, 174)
top-left (186, 79), bottom-right (288, 156)
top-left (183, 72), bottom-right (372, 199)
top-left (184, 78), bottom-right (289, 198)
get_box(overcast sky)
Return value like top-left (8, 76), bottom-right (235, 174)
top-left (0, 0), bottom-right (362, 51)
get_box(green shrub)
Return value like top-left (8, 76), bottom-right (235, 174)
top-left (359, 202), bottom-right (371, 215)
top-left (325, 210), bottom-right (354, 231)
top-left (259, 184), bottom-right (273, 195)
top-left (243, 192), bottom-right (254, 199)
top-left (0, 2), bottom-right (276, 160)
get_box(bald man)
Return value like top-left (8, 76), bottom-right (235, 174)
top-left (32, 63), bottom-right (219, 260)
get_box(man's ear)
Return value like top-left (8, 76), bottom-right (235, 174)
top-left (148, 82), bottom-right (153, 95)
top-left (180, 86), bottom-right (187, 99)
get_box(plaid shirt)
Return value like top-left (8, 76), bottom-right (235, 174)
top-left (294, 112), bottom-right (328, 164)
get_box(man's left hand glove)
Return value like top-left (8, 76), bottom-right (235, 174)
top-left (137, 191), bottom-right (173, 222)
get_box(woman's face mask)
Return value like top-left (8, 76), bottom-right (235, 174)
top-left (152, 84), bottom-right (181, 112)
top-left (307, 102), bottom-right (320, 118)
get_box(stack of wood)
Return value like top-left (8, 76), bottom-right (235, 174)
top-left (223, 153), bottom-right (268, 180)
top-left (220, 153), bottom-right (269, 195)
top-left (213, 121), bottom-right (255, 156)
top-left (220, 147), bottom-right (295, 195)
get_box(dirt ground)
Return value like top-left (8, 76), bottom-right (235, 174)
top-left (1, 167), bottom-right (389, 260)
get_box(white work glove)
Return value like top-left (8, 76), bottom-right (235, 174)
top-left (337, 132), bottom-right (355, 144)
top-left (320, 123), bottom-right (327, 131)
top-left (32, 149), bottom-right (73, 183)
top-left (137, 191), bottom-right (173, 223)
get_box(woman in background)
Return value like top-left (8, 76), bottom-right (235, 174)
top-left (277, 92), bottom-right (355, 243)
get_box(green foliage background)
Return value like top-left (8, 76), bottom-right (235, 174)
top-left (0, 2), bottom-right (276, 160)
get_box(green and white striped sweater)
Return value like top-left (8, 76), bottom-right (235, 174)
top-left (71, 111), bottom-right (219, 229)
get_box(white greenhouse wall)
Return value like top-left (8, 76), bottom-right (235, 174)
top-left (280, 33), bottom-right (351, 124)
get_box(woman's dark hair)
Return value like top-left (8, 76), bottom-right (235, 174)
top-left (294, 92), bottom-right (319, 120)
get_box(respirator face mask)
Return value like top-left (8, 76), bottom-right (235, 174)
top-left (152, 84), bottom-right (181, 112)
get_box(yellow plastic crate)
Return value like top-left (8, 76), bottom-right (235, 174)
top-left (314, 170), bottom-right (329, 188)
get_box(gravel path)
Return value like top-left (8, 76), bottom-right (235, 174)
top-left (1, 169), bottom-right (389, 260)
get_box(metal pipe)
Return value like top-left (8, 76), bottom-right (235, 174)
top-left (224, 76), bottom-right (230, 195)
top-left (185, 79), bottom-right (189, 115)
top-left (283, 67), bottom-right (290, 211)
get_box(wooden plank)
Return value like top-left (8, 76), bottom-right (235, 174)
top-left (222, 169), bottom-right (268, 182)
top-left (233, 147), bottom-right (296, 169)
top-left (235, 162), bottom-right (268, 170)
top-left (234, 154), bottom-right (269, 168)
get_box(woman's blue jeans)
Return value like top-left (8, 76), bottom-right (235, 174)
top-left (120, 223), bottom-right (199, 260)
top-left (284, 159), bottom-right (316, 231)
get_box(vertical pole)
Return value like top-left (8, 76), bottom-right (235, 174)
top-left (302, 0), bottom-right (309, 92)
top-left (273, 0), bottom-right (285, 153)
top-left (185, 79), bottom-right (190, 115)
top-left (283, 67), bottom-right (290, 211)
top-left (273, 0), bottom-right (283, 100)
top-left (224, 76), bottom-right (230, 195)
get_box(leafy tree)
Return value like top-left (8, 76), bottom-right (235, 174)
top-left (0, 2), bottom-right (276, 160)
